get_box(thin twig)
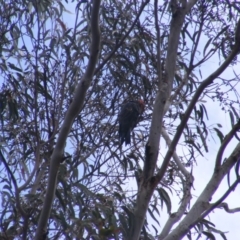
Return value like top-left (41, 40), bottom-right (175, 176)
top-left (214, 120), bottom-right (240, 171)
top-left (94, 0), bottom-right (150, 75)
top-left (34, 1), bottom-right (101, 239)
top-left (156, 20), bottom-right (240, 183)
top-left (201, 177), bottom-right (240, 219)
top-left (0, 150), bottom-right (26, 217)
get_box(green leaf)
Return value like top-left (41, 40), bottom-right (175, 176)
top-left (157, 188), bottom-right (171, 214)
top-left (197, 126), bottom-right (208, 153)
top-left (229, 110), bottom-right (235, 127)
top-left (203, 38), bottom-right (212, 57)
top-left (185, 139), bottom-right (204, 157)
top-left (0, 95), bottom-right (7, 114)
top-left (8, 63), bottom-right (23, 72)
top-left (36, 82), bottom-right (53, 100)
top-left (118, 213), bottom-right (129, 237)
top-left (235, 157), bottom-right (240, 178)
top-left (121, 206), bottom-right (134, 230)
top-left (202, 231), bottom-right (216, 240)
top-left (8, 101), bottom-right (18, 121)
top-left (201, 219), bottom-right (215, 227)
top-left (75, 183), bottom-right (95, 197)
top-left (147, 208), bottom-right (160, 226)
top-left (113, 191), bottom-right (123, 202)
top-left (213, 128), bottom-right (224, 143)
top-left (55, 189), bottom-right (66, 211)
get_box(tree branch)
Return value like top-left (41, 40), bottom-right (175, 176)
top-left (217, 202), bottom-right (240, 213)
top-left (186, 0), bottom-right (198, 13)
top-left (159, 130), bottom-right (193, 239)
top-left (175, 177), bottom-right (240, 238)
top-left (156, 18), bottom-right (240, 184)
top-left (161, 128), bottom-right (191, 177)
top-left (0, 150), bottom-right (27, 218)
top-left (19, 155), bottom-right (40, 192)
top-left (144, 0), bottom-right (186, 181)
top-left (129, 3), bottom-right (189, 239)
top-left (34, 1), bottom-right (101, 239)
top-left (201, 177), bottom-right (240, 218)
top-left (158, 174), bottom-right (193, 239)
top-left (154, 0), bottom-right (162, 87)
top-left (214, 120), bottom-right (240, 171)
top-left (163, 143), bottom-right (240, 240)
top-left (94, 0), bottom-right (150, 75)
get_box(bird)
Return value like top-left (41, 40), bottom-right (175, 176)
top-left (118, 99), bottom-right (145, 145)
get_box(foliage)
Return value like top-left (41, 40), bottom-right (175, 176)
top-left (0, 0), bottom-right (240, 239)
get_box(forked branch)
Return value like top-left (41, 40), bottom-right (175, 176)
top-left (34, 1), bottom-right (101, 239)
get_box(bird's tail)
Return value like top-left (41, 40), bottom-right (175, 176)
top-left (125, 130), bottom-right (131, 145)
top-left (119, 130), bottom-right (131, 145)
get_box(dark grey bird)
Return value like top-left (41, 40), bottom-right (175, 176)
top-left (118, 100), bottom-right (145, 145)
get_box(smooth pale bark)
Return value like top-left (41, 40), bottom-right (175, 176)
top-left (129, 3), bottom-right (188, 239)
top-left (130, 1), bottom-right (240, 239)
top-left (158, 17), bottom-right (240, 240)
top-left (162, 143), bottom-right (240, 240)
top-left (34, 1), bottom-right (101, 239)
top-left (156, 29), bottom-right (240, 183)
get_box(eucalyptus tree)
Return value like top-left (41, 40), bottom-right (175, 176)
top-left (0, 0), bottom-right (240, 239)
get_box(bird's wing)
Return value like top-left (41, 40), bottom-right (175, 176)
top-left (119, 102), bottom-right (140, 128)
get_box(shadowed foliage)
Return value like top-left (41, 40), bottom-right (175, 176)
top-left (0, 0), bottom-right (240, 239)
